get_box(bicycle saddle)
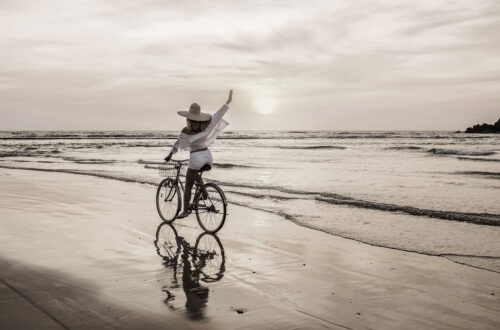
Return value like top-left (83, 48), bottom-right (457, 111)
top-left (199, 164), bottom-right (212, 172)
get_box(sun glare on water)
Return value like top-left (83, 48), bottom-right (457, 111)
top-left (254, 97), bottom-right (277, 115)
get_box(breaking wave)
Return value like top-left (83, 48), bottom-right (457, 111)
top-left (458, 157), bottom-right (500, 162)
top-left (455, 171), bottom-right (500, 179)
top-left (427, 148), bottom-right (496, 156)
top-left (384, 146), bottom-right (424, 151)
top-left (2, 130), bottom-right (494, 141)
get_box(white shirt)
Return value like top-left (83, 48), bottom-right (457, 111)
top-left (171, 103), bottom-right (230, 154)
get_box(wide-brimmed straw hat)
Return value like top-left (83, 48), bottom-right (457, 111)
top-left (177, 103), bottom-right (211, 121)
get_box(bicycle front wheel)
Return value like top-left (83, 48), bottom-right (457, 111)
top-left (194, 233), bottom-right (225, 282)
top-left (154, 223), bottom-right (180, 261)
top-left (195, 183), bottom-right (227, 233)
top-left (156, 178), bottom-right (181, 223)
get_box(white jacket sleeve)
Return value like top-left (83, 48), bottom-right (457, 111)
top-left (170, 131), bottom-right (191, 154)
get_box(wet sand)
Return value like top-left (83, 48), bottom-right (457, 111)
top-left (0, 168), bottom-right (499, 329)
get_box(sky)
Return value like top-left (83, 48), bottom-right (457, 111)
top-left (0, 0), bottom-right (499, 131)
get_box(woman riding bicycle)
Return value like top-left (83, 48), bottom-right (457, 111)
top-left (164, 89), bottom-right (233, 219)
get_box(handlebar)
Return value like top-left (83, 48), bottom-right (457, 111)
top-left (167, 159), bottom-right (189, 164)
top-left (138, 159), bottom-right (189, 165)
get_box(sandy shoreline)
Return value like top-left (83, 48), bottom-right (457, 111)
top-left (0, 168), bottom-right (499, 329)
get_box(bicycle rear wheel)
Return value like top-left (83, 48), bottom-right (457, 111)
top-left (195, 183), bottom-right (227, 233)
top-left (156, 178), bottom-right (181, 223)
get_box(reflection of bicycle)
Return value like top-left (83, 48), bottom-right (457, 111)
top-left (154, 159), bottom-right (227, 233)
top-left (154, 223), bottom-right (225, 319)
top-left (154, 223), bottom-right (226, 283)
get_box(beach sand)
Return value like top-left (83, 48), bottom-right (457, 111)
top-left (0, 168), bottom-right (499, 329)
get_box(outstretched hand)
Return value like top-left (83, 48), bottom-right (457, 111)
top-left (164, 153), bottom-right (172, 162)
top-left (226, 89), bottom-right (233, 105)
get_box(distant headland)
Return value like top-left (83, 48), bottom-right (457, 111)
top-left (463, 118), bottom-right (500, 133)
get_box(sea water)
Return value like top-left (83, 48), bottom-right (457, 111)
top-left (1, 131), bottom-right (499, 272)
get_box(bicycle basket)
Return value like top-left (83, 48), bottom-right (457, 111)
top-left (159, 163), bottom-right (179, 177)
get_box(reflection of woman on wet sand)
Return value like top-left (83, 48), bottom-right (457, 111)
top-left (154, 223), bottom-right (225, 320)
top-left (179, 238), bottom-right (209, 320)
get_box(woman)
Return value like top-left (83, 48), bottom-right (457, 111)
top-left (165, 89), bottom-right (233, 219)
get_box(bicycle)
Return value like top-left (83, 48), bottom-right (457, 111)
top-left (154, 159), bottom-right (227, 234)
top-left (154, 223), bottom-right (225, 315)
top-left (154, 222), bottom-right (225, 283)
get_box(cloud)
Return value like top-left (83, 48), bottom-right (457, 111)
top-left (0, 0), bottom-right (499, 130)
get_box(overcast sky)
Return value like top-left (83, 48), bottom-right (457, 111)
top-left (1, 0), bottom-right (499, 130)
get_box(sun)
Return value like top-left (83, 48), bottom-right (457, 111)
top-left (253, 97), bottom-right (277, 115)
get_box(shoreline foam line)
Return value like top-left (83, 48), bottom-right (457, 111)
top-left (315, 197), bottom-right (500, 226)
top-left (1, 164), bottom-right (499, 227)
top-left (1, 165), bottom-right (499, 274)
top-left (217, 182), bottom-right (500, 226)
top-left (227, 198), bottom-right (500, 274)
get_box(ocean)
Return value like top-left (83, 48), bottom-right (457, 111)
top-left (1, 130), bottom-right (499, 272)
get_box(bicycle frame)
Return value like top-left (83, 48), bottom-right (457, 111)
top-left (170, 172), bottom-right (201, 199)
top-left (166, 161), bottom-right (213, 214)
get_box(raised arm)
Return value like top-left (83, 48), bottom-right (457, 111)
top-left (209, 89), bottom-right (233, 126)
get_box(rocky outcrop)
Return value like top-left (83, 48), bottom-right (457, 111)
top-left (465, 118), bottom-right (500, 133)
